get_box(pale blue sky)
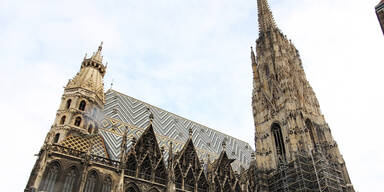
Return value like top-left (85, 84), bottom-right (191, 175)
top-left (0, 0), bottom-right (383, 191)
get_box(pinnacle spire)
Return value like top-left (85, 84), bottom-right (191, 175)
top-left (91, 41), bottom-right (103, 63)
top-left (251, 46), bottom-right (256, 66)
top-left (257, 0), bottom-right (277, 33)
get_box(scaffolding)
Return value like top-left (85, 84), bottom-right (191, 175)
top-left (255, 151), bottom-right (347, 192)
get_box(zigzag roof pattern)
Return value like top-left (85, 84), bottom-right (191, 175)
top-left (99, 89), bottom-right (253, 171)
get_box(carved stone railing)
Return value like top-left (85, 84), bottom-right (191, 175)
top-left (51, 144), bottom-right (86, 159)
top-left (89, 154), bottom-right (121, 168)
top-left (51, 144), bottom-right (120, 169)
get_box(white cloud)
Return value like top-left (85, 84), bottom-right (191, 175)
top-left (0, 0), bottom-right (382, 191)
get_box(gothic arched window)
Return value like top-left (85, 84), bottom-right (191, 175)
top-left (60, 116), bottom-right (66, 125)
top-left (185, 169), bottom-right (195, 191)
top-left (197, 173), bottom-right (209, 192)
top-left (53, 133), bottom-right (60, 143)
top-left (79, 100), bottom-right (86, 111)
top-left (271, 123), bottom-right (286, 161)
top-left (39, 162), bottom-right (60, 192)
top-left (305, 119), bottom-right (316, 149)
top-left (62, 167), bottom-right (79, 192)
top-left (126, 154), bottom-right (137, 177)
top-left (66, 99), bottom-right (72, 109)
top-left (74, 117), bottom-right (82, 127)
top-left (154, 161), bottom-right (167, 185)
top-left (126, 183), bottom-right (141, 192)
top-left (139, 156), bottom-right (152, 180)
top-left (84, 171), bottom-right (98, 192)
top-left (101, 176), bottom-right (112, 192)
top-left (149, 188), bottom-right (160, 192)
top-left (174, 165), bottom-right (182, 189)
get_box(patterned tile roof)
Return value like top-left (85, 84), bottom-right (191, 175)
top-left (99, 89), bottom-right (253, 171)
top-left (59, 135), bottom-right (109, 158)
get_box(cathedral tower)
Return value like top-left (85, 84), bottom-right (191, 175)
top-left (251, 0), bottom-right (354, 191)
top-left (50, 41), bottom-right (106, 144)
top-left (25, 43), bottom-right (107, 191)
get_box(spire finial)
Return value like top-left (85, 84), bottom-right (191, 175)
top-left (147, 107), bottom-right (154, 124)
top-left (91, 41), bottom-right (104, 63)
top-left (222, 139), bottom-right (227, 150)
top-left (98, 41), bottom-right (103, 51)
top-left (257, 0), bottom-right (277, 33)
top-left (188, 128), bottom-right (193, 138)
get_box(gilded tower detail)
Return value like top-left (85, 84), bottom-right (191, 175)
top-left (249, 0), bottom-right (354, 191)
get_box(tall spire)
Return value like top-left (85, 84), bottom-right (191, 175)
top-left (91, 41), bottom-right (104, 63)
top-left (257, 0), bottom-right (277, 33)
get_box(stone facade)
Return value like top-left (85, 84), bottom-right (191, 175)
top-left (249, 0), bottom-right (354, 191)
top-left (376, 0), bottom-right (384, 35)
top-left (25, 1), bottom-right (355, 192)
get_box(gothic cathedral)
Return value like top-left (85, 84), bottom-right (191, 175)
top-left (25, 0), bottom-right (354, 192)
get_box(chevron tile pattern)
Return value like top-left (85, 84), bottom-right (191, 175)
top-left (99, 90), bottom-right (253, 171)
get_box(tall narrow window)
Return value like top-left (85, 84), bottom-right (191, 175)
top-left (53, 133), bottom-right (60, 143)
top-left (62, 167), bottom-right (79, 192)
top-left (60, 116), bottom-right (66, 125)
top-left (79, 100), bottom-right (86, 111)
top-left (126, 154), bottom-right (137, 177)
top-left (39, 162), bottom-right (60, 192)
top-left (84, 171), bottom-right (98, 192)
top-left (66, 99), bottom-right (72, 109)
top-left (139, 157), bottom-right (152, 180)
top-left (271, 123), bottom-right (286, 161)
top-left (305, 119), bottom-right (316, 149)
top-left (74, 117), bottom-right (82, 127)
top-left (88, 124), bottom-right (93, 134)
top-left (101, 177), bottom-right (112, 192)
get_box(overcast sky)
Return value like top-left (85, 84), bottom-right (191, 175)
top-left (0, 0), bottom-right (383, 191)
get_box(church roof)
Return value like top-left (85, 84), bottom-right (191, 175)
top-left (98, 89), bottom-right (253, 171)
top-left (377, 0), bottom-right (384, 8)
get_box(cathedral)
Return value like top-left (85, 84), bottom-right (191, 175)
top-left (24, 0), bottom-right (355, 192)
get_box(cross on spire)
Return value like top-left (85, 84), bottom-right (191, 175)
top-left (257, 0), bottom-right (277, 33)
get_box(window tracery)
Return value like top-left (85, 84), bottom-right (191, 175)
top-left (126, 183), bottom-right (141, 192)
top-left (271, 123), bottom-right (286, 161)
top-left (174, 165), bottom-right (183, 189)
top-left (84, 171), bottom-right (98, 192)
top-left (154, 161), bottom-right (167, 185)
top-left (126, 154), bottom-right (137, 177)
top-left (62, 167), bottom-right (79, 192)
top-left (101, 176), bottom-right (112, 192)
top-left (184, 169), bottom-right (196, 191)
top-left (197, 173), bottom-right (209, 192)
top-left (39, 162), bottom-right (60, 192)
top-left (139, 156), bottom-right (152, 180)
top-left (305, 119), bottom-right (316, 149)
